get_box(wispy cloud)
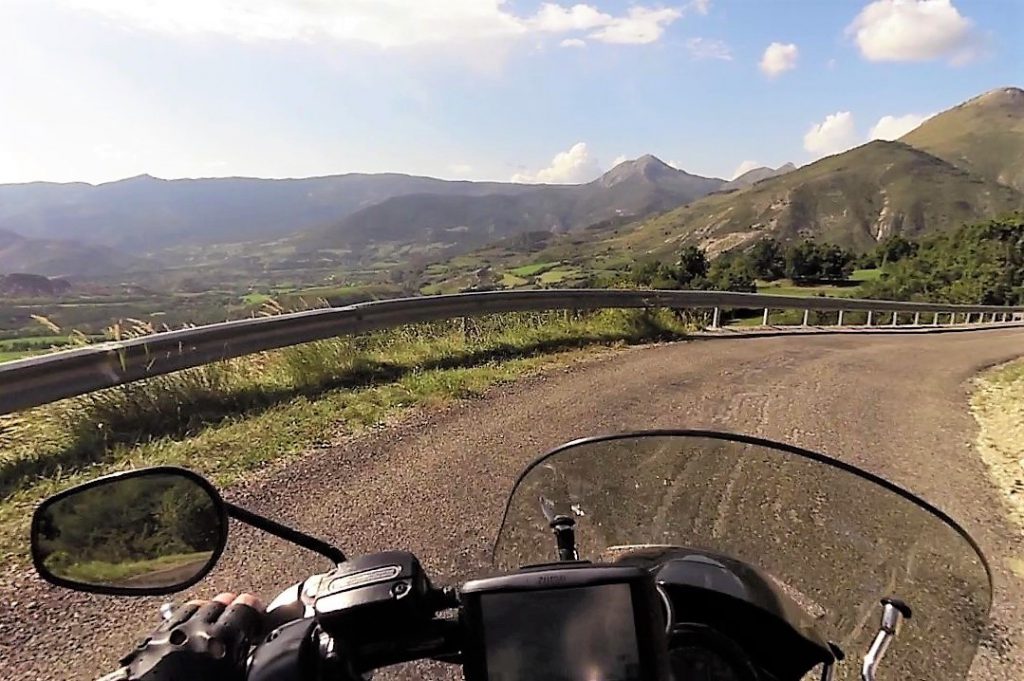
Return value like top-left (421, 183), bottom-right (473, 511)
top-left (685, 37), bottom-right (732, 60)
top-left (68, 1), bottom-right (685, 51)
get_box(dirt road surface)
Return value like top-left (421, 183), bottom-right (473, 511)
top-left (2, 328), bottom-right (1022, 680)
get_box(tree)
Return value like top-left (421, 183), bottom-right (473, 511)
top-left (747, 239), bottom-right (786, 280)
top-left (784, 241), bottom-right (854, 282)
top-left (784, 241), bottom-right (822, 281)
top-left (874, 235), bottom-right (918, 266)
top-left (707, 251), bottom-right (756, 292)
top-left (674, 246), bottom-right (709, 287)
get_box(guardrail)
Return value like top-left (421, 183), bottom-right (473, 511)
top-left (1, 289), bottom-right (1022, 415)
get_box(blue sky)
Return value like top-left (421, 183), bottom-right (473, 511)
top-left (0, 0), bottom-right (1020, 185)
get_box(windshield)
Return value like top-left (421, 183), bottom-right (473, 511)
top-left (493, 432), bottom-right (991, 680)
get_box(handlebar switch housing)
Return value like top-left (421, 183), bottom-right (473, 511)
top-left (313, 551), bottom-right (434, 632)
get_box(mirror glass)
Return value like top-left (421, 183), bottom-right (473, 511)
top-left (32, 471), bottom-right (225, 592)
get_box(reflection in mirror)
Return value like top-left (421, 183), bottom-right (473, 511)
top-left (33, 472), bottom-right (223, 591)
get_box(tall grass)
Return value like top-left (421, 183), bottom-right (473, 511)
top-left (0, 308), bottom-right (693, 535)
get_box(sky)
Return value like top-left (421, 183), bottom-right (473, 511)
top-left (0, 0), bottom-right (1021, 185)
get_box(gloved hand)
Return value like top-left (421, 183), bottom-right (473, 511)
top-left (102, 592), bottom-right (265, 681)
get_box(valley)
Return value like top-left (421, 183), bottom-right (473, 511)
top-left (1, 86), bottom-right (1023, 357)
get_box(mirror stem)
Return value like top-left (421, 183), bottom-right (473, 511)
top-left (549, 514), bottom-right (579, 561)
top-left (861, 598), bottom-right (911, 681)
top-left (226, 503), bottom-right (345, 564)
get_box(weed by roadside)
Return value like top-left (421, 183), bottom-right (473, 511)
top-left (0, 307), bottom-right (693, 562)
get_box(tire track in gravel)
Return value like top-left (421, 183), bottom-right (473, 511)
top-left (2, 328), bottom-right (1023, 680)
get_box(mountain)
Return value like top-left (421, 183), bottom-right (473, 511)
top-left (900, 86), bottom-right (1024, 192)
top-left (721, 163), bottom-right (797, 191)
top-left (608, 140), bottom-right (1024, 256)
top-left (302, 156), bottom-right (724, 254)
top-left (0, 273), bottom-right (71, 297)
top-left (0, 174), bottom-right (533, 254)
top-left (0, 228), bottom-right (138, 278)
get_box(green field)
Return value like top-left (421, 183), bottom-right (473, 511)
top-left (754, 269), bottom-right (880, 299)
top-left (508, 261), bottom-right (561, 277)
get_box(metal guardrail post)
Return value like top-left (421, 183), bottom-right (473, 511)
top-left (711, 307), bottom-right (721, 329)
top-left (762, 308), bottom-right (770, 326)
top-left (802, 309), bottom-right (810, 326)
top-left (891, 312), bottom-right (898, 327)
top-left (837, 310), bottom-right (844, 326)
top-left (866, 311), bottom-right (873, 326)
top-left (913, 312), bottom-right (920, 326)
top-left (932, 312), bottom-right (940, 326)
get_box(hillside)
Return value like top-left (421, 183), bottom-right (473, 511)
top-left (302, 156), bottom-right (723, 256)
top-left (901, 86), bottom-right (1024, 192)
top-left (0, 228), bottom-right (140, 278)
top-left (614, 140), bottom-right (1024, 256)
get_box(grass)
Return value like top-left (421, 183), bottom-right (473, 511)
top-left (0, 308), bottom-right (695, 563)
top-left (971, 359), bottom-right (1024, 560)
top-left (0, 351), bottom-right (32, 363)
top-left (755, 277), bottom-right (868, 299)
top-left (52, 551), bottom-right (212, 584)
top-left (851, 268), bottom-right (883, 282)
top-left (242, 292), bottom-right (273, 305)
top-left (508, 261), bottom-right (561, 277)
top-left (500, 273), bottom-right (530, 287)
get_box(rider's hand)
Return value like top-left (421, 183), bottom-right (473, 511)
top-left (107, 592), bottom-right (265, 681)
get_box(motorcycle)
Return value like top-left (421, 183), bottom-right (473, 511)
top-left (30, 430), bottom-right (991, 681)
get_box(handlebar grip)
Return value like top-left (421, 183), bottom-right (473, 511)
top-left (247, 619), bottom-right (319, 681)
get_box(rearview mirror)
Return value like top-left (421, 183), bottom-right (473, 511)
top-left (31, 467), bottom-right (228, 595)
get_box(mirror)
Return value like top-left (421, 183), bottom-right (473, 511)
top-left (31, 467), bottom-right (227, 595)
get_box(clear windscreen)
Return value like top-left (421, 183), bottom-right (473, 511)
top-left (492, 433), bottom-right (991, 680)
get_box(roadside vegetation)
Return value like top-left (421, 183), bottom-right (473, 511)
top-left (971, 359), bottom-right (1024, 559)
top-left (0, 308), bottom-right (693, 562)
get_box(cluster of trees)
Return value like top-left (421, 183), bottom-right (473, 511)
top-left (622, 214), bottom-right (1024, 305)
top-left (626, 238), bottom-right (857, 292)
top-left (861, 215), bottom-right (1024, 305)
top-left (627, 247), bottom-right (756, 293)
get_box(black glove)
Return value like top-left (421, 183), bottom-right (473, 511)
top-left (112, 593), bottom-right (265, 681)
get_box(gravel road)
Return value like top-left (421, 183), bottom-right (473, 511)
top-left (2, 328), bottom-right (1022, 680)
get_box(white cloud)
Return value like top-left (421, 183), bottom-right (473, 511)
top-left (687, 0), bottom-right (712, 15)
top-left (611, 154), bottom-right (629, 167)
top-left (759, 42), bottom-right (799, 77)
top-left (685, 37), bottom-right (732, 60)
top-left (533, 3), bottom-right (611, 32)
top-left (803, 112), bottom-right (858, 157)
top-left (667, 160), bottom-right (682, 169)
top-left (868, 112), bottom-right (935, 140)
top-left (731, 160), bottom-right (761, 179)
top-left (512, 142), bottom-right (602, 184)
top-left (68, 1), bottom-right (685, 51)
top-left (449, 163), bottom-right (475, 175)
top-left (589, 7), bottom-right (683, 45)
top-left (846, 0), bottom-right (984, 64)
top-left (560, 38), bottom-right (587, 48)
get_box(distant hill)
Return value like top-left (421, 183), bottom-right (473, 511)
top-left (0, 174), bottom-right (534, 254)
top-left (901, 86), bottom-right (1024, 191)
top-left (0, 228), bottom-right (137, 278)
top-left (720, 163), bottom-right (796, 191)
top-left (302, 156), bottom-right (723, 254)
top-left (0, 160), bottom-right (722, 260)
top-left (615, 140), bottom-right (1024, 255)
top-left (0, 273), bottom-right (71, 297)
